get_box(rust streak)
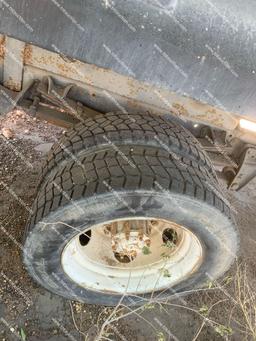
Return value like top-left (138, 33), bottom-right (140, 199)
top-left (4, 77), bottom-right (20, 92)
top-left (0, 35), bottom-right (5, 59)
top-left (23, 44), bottom-right (32, 63)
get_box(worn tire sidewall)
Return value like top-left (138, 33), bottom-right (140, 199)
top-left (23, 191), bottom-right (238, 306)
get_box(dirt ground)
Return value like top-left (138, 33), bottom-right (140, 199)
top-left (0, 111), bottom-right (255, 341)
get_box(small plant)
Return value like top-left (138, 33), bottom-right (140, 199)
top-left (70, 262), bottom-right (256, 341)
top-left (142, 246), bottom-right (151, 255)
top-left (20, 328), bottom-right (26, 341)
top-left (214, 325), bottom-right (233, 337)
top-left (143, 303), bottom-right (155, 310)
top-left (207, 280), bottom-right (213, 289)
top-left (157, 331), bottom-right (166, 341)
top-left (199, 305), bottom-right (209, 316)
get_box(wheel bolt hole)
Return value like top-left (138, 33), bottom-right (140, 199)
top-left (162, 228), bottom-right (178, 246)
top-left (79, 230), bottom-right (91, 246)
top-left (114, 252), bottom-right (134, 263)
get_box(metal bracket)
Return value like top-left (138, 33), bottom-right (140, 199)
top-left (36, 76), bottom-right (99, 121)
top-left (0, 76), bottom-right (101, 128)
top-left (228, 147), bottom-right (256, 191)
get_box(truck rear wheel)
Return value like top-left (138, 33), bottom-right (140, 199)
top-left (23, 137), bottom-right (238, 305)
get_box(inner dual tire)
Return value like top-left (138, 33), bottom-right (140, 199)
top-left (23, 112), bottom-right (238, 306)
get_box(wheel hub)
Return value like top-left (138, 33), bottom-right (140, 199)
top-left (104, 220), bottom-right (152, 262)
top-left (61, 217), bottom-right (203, 294)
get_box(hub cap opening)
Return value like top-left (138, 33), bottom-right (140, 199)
top-left (79, 230), bottom-right (91, 246)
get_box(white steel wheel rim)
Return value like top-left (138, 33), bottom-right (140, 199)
top-left (61, 218), bottom-right (203, 295)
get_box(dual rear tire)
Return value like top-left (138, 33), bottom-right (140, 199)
top-left (23, 112), bottom-right (238, 306)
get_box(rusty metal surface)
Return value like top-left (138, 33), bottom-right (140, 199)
top-left (0, 35), bottom-right (5, 83)
top-left (0, 0), bottom-right (255, 123)
top-left (3, 37), bottom-right (25, 91)
top-left (22, 44), bottom-right (238, 131)
top-left (0, 35), bottom-right (5, 59)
